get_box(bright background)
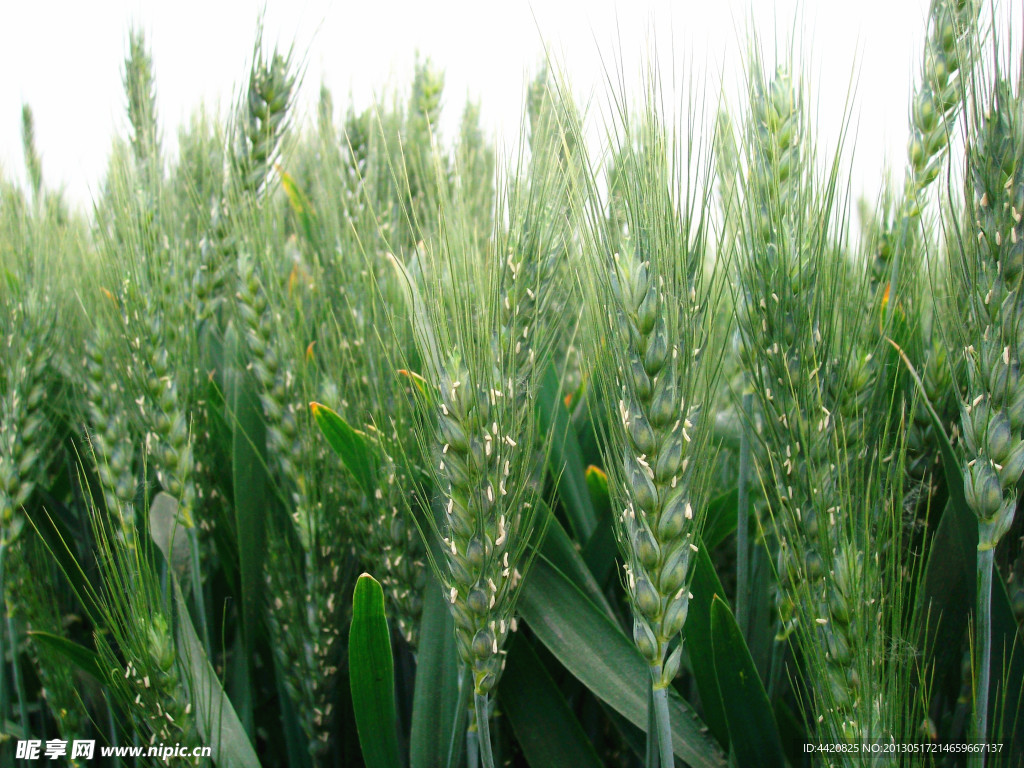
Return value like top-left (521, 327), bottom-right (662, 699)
top-left (0, 0), bottom-right (1004, 210)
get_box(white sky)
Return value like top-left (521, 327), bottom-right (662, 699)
top-left (0, 0), bottom-right (977, 211)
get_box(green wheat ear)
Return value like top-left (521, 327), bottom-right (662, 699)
top-left (567, 58), bottom-right (725, 765)
top-left (380, 92), bottom-right (568, 766)
top-left (232, 32), bottom-right (297, 198)
top-left (124, 28), bottom-right (160, 184)
top-left (947, 69), bottom-right (1024, 758)
top-left (957, 75), bottom-right (1024, 551)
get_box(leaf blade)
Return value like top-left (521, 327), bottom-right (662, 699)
top-left (150, 493), bottom-right (261, 768)
top-left (499, 635), bottom-right (604, 768)
top-left (410, 576), bottom-right (460, 768)
top-left (310, 401), bottom-right (379, 495)
top-left (517, 557), bottom-right (726, 768)
top-left (350, 573), bottom-right (403, 768)
top-left (537, 362), bottom-right (596, 540)
top-left (710, 596), bottom-right (784, 768)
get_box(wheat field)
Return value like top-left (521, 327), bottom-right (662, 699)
top-left (1, 3), bottom-right (1023, 767)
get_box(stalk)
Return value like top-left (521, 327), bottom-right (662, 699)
top-left (0, 543), bottom-right (8, 731)
top-left (105, 691), bottom-right (118, 754)
top-left (446, 662), bottom-right (472, 768)
top-left (651, 666), bottom-right (673, 768)
top-left (474, 692), bottom-right (495, 768)
top-left (7, 612), bottom-right (29, 738)
top-left (0, 545), bottom-right (30, 735)
top-left (973, 546), bottom-right (994, 766)
top-left (645, 681), bottom-right (658, 768)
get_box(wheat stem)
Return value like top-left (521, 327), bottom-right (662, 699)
top-left (651, 669), bottom-right (674, 768)
top-left (474, 691), bottom-right (495, 768)
top-left (7, 611), bottom-right (29, 739)
top-left (645, 681), bottom-right (659, 768)
top-left (0, 543), bottom-right (8, 732)
top-left (466, 730), bottom-right (480, 768)
top-left (973, 546), bottom-right (994, 766)
top-left (447, 668), bottom-right (472, 768)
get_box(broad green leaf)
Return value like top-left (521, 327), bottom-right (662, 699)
top-left (703, 489), bottom-right (739, 552)
top-left (538, 362), bottom-right (596, 540)
top-left (710, 596), bottom-right (784, 768)
top-left (920, 499), bottom-right (975, 688)
top-left (582, 465), bottom-right (618, 586)
top-left (889, 338), bottom-right (967, 516)
top-left (227, 339), bottom-right (267, 736)
top-left (150, 495), bottom-right (261, 768)
top-left (922, 498), bottom-right (1024, 738)
top-left (310, 402), bottom-right (379, 495)
top-left (175, 580), bottom-right (262, 768)
top-left (27, 632), bottom-right (104, 683)
top-left (895, 341), bottom-right (978, 686)
top-left (280, 169), bottom-right (319, 247)
top-left (538, 504), bottom-right (615, 619)
top-left (585, 464), bottom-right (612, 521)
top-left (518, 557), bottom-right (726, 768)
top-left (149, 492), bottom-right (192, 578)
top-left (683, 542), bottom-right (731, 749)
top-left (410, 576), bottom-right (460, 768)
top-left (988, 575), bottom-right (1023, 757)
top-left (350, 574), bottom-right (402, 768)
top-left (500, 635), bottom-right (603, 768)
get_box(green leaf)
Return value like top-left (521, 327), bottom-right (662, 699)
top-left (922, 499), bottom-right (1024, 740)
top-left (899, 345), bottom-right (1024, 750)
top-left (517, 557), bottom-right (726, 768)
top-left (703, 489), bottom-right (739, 552)
top-left (226, 341), bottom-right (267, 736)
top-left (175, 580), bottom-right (263, 768)
top-left (280, 169), bottom-right (319, 247)
top-left (895, 341), bottom-right (980, 688)
top-left (582, 465), bottom-right (618, 586)
top-left (683, 542), bottom-right (731, 749)
top-left (350, 573), bottom-right (403, 768)
top-left (920, 498), bottom-right (975, 689)
top-left (150, 495), bottom-right (261, 768)
top-left (410, 576), bottom-right (460, 768)
top-left (710, 596), bottom-right (784, 768)
top-left (537, 362), bottom-right (596, 540)
top-left (989, 574), bottom-right (1024, 756)
top-left (311, 401), bottom-right (380, 495)
top-left (148, 492), bottom-right (192, 579)
top-left (888, 338), bottom-right (967, 516)
top-left (585, 465), bottom-right (612, 519)
top-left (538, 503), bottom-right (616, 619)
top-left (26, 632), bottom-right (104, 683)
top-left (500, 635), bottom-right (604, 768)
